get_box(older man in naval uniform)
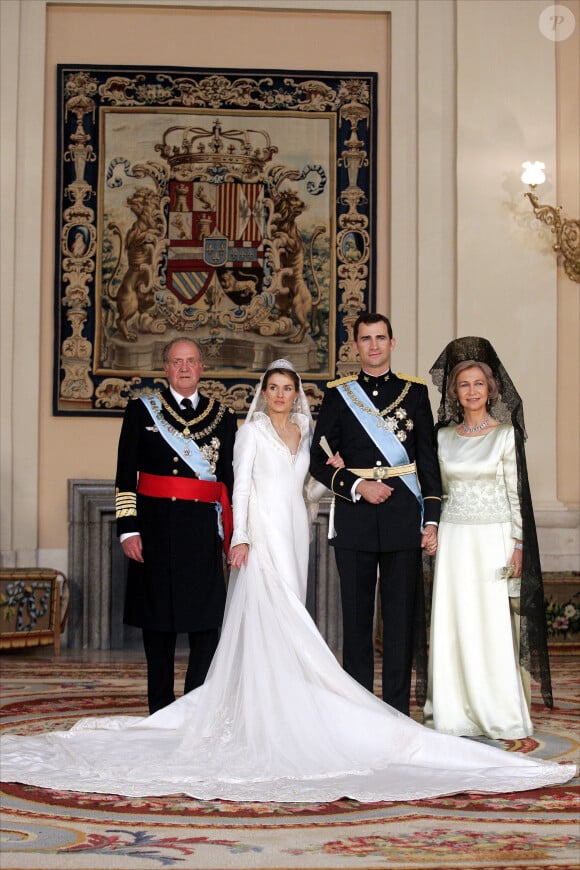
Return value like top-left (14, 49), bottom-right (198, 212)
top-left (310, 314), bottom-right (441, 715)
top-left (115, 337), bottom-right (237, 714)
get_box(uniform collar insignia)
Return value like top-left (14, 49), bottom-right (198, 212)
top-left (360, 370), bottom-right (391, 384)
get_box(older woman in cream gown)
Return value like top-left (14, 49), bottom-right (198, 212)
top-left (425, 338), bottom-right (555, 740)
top-left (424, 422), bottom-right (532, 738)
top-left (0, 360), bottom-right (575, 802)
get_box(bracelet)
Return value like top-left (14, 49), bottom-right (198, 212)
top-left (514, 542), bottom-right (523, 550)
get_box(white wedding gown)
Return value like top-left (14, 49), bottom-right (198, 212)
top-left (0, 413), bottom-right (575, 802)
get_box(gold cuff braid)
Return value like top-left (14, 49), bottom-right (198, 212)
top-left (115, 489), bottom-right (137, 518)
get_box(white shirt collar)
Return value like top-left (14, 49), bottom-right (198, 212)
top-left (170, 387), bottom-right (199, 409)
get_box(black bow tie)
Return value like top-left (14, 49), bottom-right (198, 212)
top-left (180, 398), bottom-right (193, 413)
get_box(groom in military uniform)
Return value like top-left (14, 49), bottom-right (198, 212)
top-left (115, 337), bottom-right (237, 714)
top-left (310, 314), bottom-right (441, 715)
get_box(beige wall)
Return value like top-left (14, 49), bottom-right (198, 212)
top-left (456, 0), bottom-right (560, 502)
top-left (1, 0), bottom-right (578, 575)
top-left (556, 0), bottom-right (580, 505)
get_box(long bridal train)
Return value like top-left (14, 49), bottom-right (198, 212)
top-left (0, 548), bottom-right (574, 801)
top-left (0, 409), bottom-right (575, 802)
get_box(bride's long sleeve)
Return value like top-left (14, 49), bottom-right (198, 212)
top-left (230, 423), bottom-right (257, 548)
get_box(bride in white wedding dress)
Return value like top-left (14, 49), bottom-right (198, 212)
top-left (0, 360), bottom-right (575, 802)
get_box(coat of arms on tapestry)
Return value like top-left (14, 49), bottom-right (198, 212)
top-left (54, 66), bottom-right (378, 416)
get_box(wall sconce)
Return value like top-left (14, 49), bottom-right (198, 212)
top-left (522, 160), bottom-right (580, 282)
top-left (521, 161), bottom-right (580, 283)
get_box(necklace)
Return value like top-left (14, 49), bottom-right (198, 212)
top-left (159, 393), bottom-right (212, 436)
top-left (154, 392), bottom-right (226, 439)
top-left (462, 415), bottom-right (490, 433)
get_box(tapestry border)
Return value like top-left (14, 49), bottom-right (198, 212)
top-left (53, 65), bottom-right (378, 417)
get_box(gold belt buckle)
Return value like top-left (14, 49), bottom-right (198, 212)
top-left (373, 467), bottom-right (388, 480)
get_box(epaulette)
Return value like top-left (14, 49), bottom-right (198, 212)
top-left (396, 372), bottom-right (426, 385)
top-left (327, 374), bottom-right (357, 388)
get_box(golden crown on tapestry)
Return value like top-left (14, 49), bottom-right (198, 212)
top-left (157, 119), bottom-right (278, 182)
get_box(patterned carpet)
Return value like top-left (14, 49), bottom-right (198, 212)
top-left (1, 650), bottom-right (578, 870)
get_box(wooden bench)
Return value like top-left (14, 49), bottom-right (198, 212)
top-left (0, 568), bottom-right (69, 656)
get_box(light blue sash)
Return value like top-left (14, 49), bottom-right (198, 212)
top-left (337, 382), bottom-right (424, 516)
top-left (140, 394), bottom-right (216, 481)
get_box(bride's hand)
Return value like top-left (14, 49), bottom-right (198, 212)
top-left (228, 543), bottom-right (249, 570)
top-left (326, 451), bottom-right (345, 469)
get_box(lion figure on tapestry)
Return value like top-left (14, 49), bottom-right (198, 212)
top-left (106, 187), bottom-right (165, 342)
top-left (272, 189), bottom-right (325, 344)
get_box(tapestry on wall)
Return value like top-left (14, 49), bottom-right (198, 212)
top-left (54, 65), bottom-right (378, 416)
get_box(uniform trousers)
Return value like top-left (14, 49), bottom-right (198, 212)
top-left (334, 547), bottom-right (420, 716)
top-left (142, 628), bottom-right (219, 714)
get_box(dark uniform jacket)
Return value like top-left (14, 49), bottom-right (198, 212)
top-left (115, 388), bottom-right (237, 633)
top-left (310, 371), bottom-right (441, 552)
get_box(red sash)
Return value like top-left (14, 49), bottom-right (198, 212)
top-left (137, 472), bottom-right (232, 555)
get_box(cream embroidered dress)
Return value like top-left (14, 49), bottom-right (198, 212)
top-left (0, 415), bottom-right (574, 801)
top-left (425, 423), bottom-right (533, 738)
